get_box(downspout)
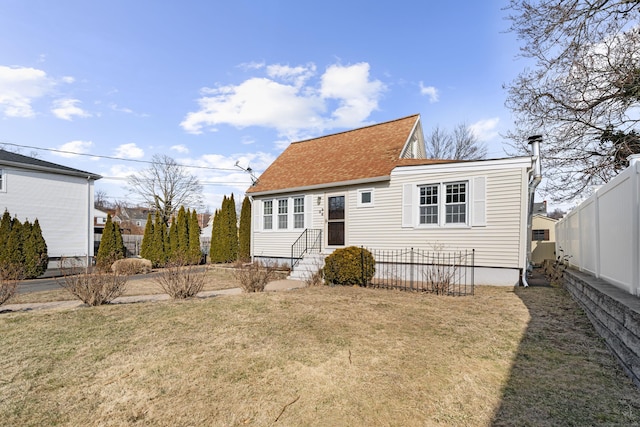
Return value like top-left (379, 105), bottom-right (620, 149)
top-left (87, 176), bottom-right (92, 271)
top-left (522, 135), bottom-right (543, 287)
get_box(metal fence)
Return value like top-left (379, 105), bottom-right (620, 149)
top-left (365, 248), bottom-right (475, 296)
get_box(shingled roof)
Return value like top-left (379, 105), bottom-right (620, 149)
top-left (247, 114), bottom-right (456, 195)
top-left (0, 149), bottom-right (102, 180)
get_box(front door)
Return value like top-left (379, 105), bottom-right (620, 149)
top-left (327, 195), bottom-right (345, 246)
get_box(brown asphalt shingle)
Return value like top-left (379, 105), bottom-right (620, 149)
top-left (247, 114), bottom-right (455, 194)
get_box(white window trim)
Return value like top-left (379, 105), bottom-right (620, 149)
top-left (0, 168), bottom-right (5, 193)
top-left (261, 195), bottom-right (307, 232)
top-left (263, 200), bottom-right (274, 231)
top-left (357, 188), bottom-right (374, 208)
top-left (415, 180), bottom-right (470, 228)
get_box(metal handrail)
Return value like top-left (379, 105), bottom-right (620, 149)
top-left (290, 229), bottom-right (322, 268)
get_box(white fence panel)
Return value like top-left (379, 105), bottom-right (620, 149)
top-left (556, 156), bottom-right (640, 296)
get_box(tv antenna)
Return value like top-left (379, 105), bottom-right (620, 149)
top-left (235, 161), bottom-right (259, 186)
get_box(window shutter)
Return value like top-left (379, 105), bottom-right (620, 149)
top-left (402, 184), bottom-right (414, 228)
top-left (305, 195), bottom-right (313, 229)
top-left (544, 229), bottom-right (550, 241)
top-left (255, 199), bottom-right (262, 232)
top-left (471, 176), bottom-right (486, 227)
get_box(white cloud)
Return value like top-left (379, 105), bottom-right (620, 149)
top-left (54, 140), bottom-right (94, 158)
top-left (419, 82), bottom-right (439, 103)
top-left (180, 62), bottom-right (386, 141)
top-left (114, 143), bottom-right (144, 159)
top-left (51, 98), bottom-right (91, 120)
top-left (469, 117), bottom-right (500, 142)
top-left (0, 65), bottom-right (55, 118)
top-left (170, 144), bottom-right (189, 154)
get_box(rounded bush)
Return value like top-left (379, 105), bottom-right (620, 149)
top-left (323, 246), bottom-right (375, 286)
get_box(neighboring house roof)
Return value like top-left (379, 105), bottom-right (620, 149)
top-left (247, 114), bottom-right (456, 195)
top-left (0, 149), bottom-right (102, 180)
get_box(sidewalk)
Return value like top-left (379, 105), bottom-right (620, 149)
top-left (1, 279), bottom-right (306, 314)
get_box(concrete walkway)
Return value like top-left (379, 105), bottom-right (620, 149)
top-left (1, 279), bottom-right (306, 314)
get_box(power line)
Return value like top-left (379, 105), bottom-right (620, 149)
top-left (0, 141), bottom-right (242, 172)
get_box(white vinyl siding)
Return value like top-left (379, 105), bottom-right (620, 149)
top-left (251, 157), bottom-right (530, 273)
top-left (0, 167), bottom-right (95, 260)
top-left (0, 168), bottom-right (4, 192)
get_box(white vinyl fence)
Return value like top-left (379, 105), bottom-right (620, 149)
top-left (556, 155), bottom-right (640, 296)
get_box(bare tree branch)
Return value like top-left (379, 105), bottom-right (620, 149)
top-left (126, 154), bottom-right (203, 225)
top-left (426, 123), bottom-right (487, 160)
top-left (505, 0), bottom-right (640, 201)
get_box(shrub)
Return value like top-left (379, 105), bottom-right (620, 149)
top-left (0, 263), bottom-right (23, 306)
top-left (234, 261), bottom-right (278, 292)
top-left (323, 246), bottom-right (375, 286)
top-left (111, 258), bottom-right (152, 275)
top-left (58, 258), bottom-right (128, 306)
top-left (153, 260), bottom-right (206, 299)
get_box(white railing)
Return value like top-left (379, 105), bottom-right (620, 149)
top-left (556, 155), bottom-right (640, 296)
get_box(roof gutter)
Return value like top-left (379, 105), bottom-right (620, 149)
top-left (246, 175), bottom-right (390, 197)
top-left (522, 135), bottom-right (543, 287)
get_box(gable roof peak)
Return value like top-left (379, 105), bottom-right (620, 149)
top-left (247, 114), bottom-right (429, 195)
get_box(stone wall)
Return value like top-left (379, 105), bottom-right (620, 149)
top-left (563, 269), bottom-right (640, 388)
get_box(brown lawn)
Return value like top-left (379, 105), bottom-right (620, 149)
top-left (1, 282), bottom-right (639, 426)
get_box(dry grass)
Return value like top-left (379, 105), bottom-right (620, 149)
top-left (1, 284), bottom-right (639, 426)
top-left (10, 266), bottom-right (243, 304)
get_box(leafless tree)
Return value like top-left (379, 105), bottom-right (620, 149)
top-left (505, 0), bottom-right (640, 201)
top-left (426, 123), bottom-right (487, 160)
top-left (126, 154), bottom-right (203, 225)
top-left (94, 189), bottom-right (111, 210)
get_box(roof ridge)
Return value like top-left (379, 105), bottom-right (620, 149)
top-left (290, 114), bottom-right (420, 145)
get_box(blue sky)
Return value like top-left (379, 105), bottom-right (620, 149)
top-left (0, 0), bottom-right (536, 212)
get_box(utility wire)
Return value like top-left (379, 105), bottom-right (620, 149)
top-left (0, 141), bottom-right (242, 172)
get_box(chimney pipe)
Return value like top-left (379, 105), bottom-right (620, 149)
top-left (523, 134), bottom-right (543, 287)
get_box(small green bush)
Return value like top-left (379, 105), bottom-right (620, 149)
top-left (323, 246), bottom-right (375, 286)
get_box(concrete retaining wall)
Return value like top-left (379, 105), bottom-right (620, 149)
top-left (563, 268), bottom-right (640, 388)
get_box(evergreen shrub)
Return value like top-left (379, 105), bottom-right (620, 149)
top-left (323, 246), bottom-right (375, 286)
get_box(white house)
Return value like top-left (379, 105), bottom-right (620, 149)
top-left (0, 149), bottom-right (102, 269)
top-left (246, 115), bottom-right (540, 286)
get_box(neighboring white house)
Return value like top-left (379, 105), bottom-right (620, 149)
top-left (0, 149), bottom-right (102, 268)
top-left (246, 114), bottom-right (540, 286)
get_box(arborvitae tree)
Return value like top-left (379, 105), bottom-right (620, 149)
top-left (238, 196), bottom-right (251, 262)
top-left (97, 214), bottom-right (119, 270)
top-left (0, 210), bottom-right (12, 263)
top-left (226, 194), bottom-right (239, 262)
top-left (114, 221), bottom-right (126, 258)
top-left (176, 206), bottom-right (189, 259)
top-left (30, 219), bottom-right (48, 277)
top-left (140, 212), bottom-right (154, 260)
top-left (151, 211), bottom-right (167, 267)
top-left (188, 209), bottom-right (201, 264)
top-left (0, 212), bottom-right (47, 278)
top-left (209, 208), bottom-right (222, 263)
top-left (5, 217), bottom-right (24, 267)
top-left (168, 215), bottom-right (178, 261)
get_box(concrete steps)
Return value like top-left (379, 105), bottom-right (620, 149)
top-left (289, 253), bottom-right (325, 281)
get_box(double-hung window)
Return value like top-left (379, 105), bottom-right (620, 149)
top-left (445, 182), bottom-right (466, 224)
top-left (263, 200), bottom-right (273, 230)
top-left (277, 199), bottom-right (288, 229)
top-left (417, 181), bottom-right (468, 226)
top-left (293, 197), bottom-right (304, 229)
top-left (419, 184), bottom-right (438, 224)
top-left (0, 168), bottom-right (3, 192)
